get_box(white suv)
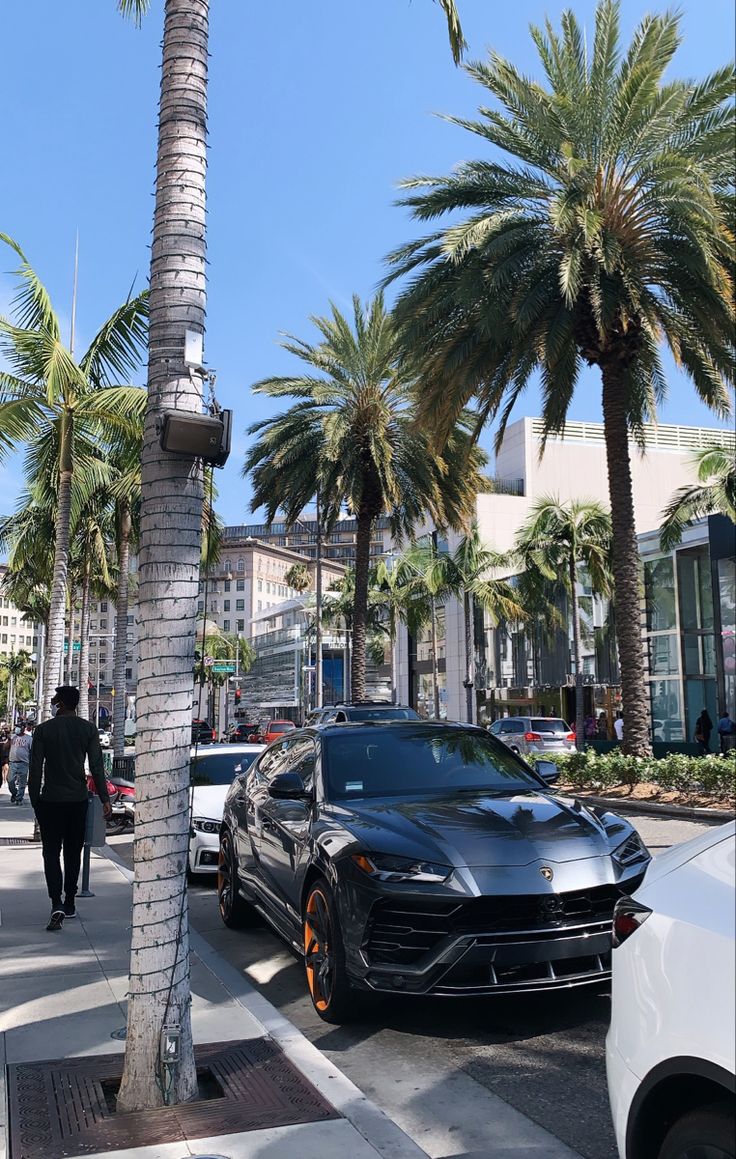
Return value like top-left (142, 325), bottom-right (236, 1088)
top-left (606, 821), bottom-right (735, 1159)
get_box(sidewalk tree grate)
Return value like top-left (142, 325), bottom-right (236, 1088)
top-left (7, 1039), bottom-right (339, 1158)
top-left (0, 837), bottom-right (37, 847)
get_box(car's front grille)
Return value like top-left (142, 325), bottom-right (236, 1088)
top-left (365, 880), bottom-right (641, 967)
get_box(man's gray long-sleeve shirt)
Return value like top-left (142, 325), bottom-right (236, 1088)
top-left (29, 714), bottom-right (109, 808)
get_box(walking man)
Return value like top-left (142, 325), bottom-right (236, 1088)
top-left (29, 686), bottom-right (111, 932)
top-left (8, 721), bottom-right (33, 803)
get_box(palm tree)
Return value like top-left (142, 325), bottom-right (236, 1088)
top-left (0, 650), bottom-right (35, 724)
top-left (386, 1), bottom-right (734, 754)
top-left (0, 234), bottom-right (147, 721)
top-left (113, 0), bottom-right (465, 1111)
top-left (515, 498), bottom-right (613, 750)
top-left (660, 446), bottom-right (736, 551)
top-left (245, 294), bottom-right (486, 701)
top-left (285, 562), bottom-right (311, 594)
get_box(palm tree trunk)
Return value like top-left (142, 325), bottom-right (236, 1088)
top-left (78, 564), bottom-right (92, 722)
top-left (42, 412), bottom-right (73, 721)
top-left (117, 0), bottom-right (208, 1113)
top-left (463, 589), bottom-right (474, 724)
top-left (601, 368), bottom-right (651, 756)
top-left (430, 596), bottom-right (441, 719)
top-left (64, 587), bottom-right (74, 685)
top-left (351, 509), bottom-right (374, 701)
top-left (570, 557), bottom-right (585, 752)
top-left (113, 502), bottom-right (132, 758)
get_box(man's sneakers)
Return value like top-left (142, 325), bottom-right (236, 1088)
top-left (63, 898), bottom-right (77, 919)
top-left (46, 908), bottom-right (65, 932)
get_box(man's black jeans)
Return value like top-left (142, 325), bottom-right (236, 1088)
top-left (35, 800), bottom-right (89, 906)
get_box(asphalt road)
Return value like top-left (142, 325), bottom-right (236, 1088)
top-left (113, 810), bottom-right (718, 1159)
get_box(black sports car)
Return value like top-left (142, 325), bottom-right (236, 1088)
top-left (217, 721), bottom-right (650, 1022)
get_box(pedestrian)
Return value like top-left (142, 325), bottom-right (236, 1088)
top-left (0, 728), bottom-right (11, 791)
top-left (694, 708), bottom-right (714, 755)
top-left (614, 712), bottom-right (624, 743)
top-left (717, 710), bottom-right (735, 754)
top-left (8, 720), bottom-right (33, 803)
top-left (584, 714), bottom-right (597, 740)
top-left (29, 686), bottom-right (111, 932)
top-left (596, 712), bottom-right (609, 740)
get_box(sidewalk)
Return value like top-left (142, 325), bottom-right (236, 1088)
top-left (0, 788), bottom-right (429, 1159)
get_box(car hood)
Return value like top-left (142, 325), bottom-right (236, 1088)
top-left (333, 791), bottom-right (613, 869)
top-left (190, 784), bottom-right (228, 822)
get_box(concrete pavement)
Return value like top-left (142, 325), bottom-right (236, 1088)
top-left (0, 788), bottom-right (430, 1159)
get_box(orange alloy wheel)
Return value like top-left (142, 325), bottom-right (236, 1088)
top-left (304, 887), bottom-right (333, 1013)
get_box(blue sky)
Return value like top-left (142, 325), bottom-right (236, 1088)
top-left (2, 0), bottom-right (734, 525)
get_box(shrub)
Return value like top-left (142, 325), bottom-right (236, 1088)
top-left (547, 749), bottom-right (736, 802)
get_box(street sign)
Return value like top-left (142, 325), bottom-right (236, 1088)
top-left (203, 656), bottom-right (215, 667)
top-left (211, 662), bottom-right (236, 674)
top-left (63, 641), bottom-right (82, 654)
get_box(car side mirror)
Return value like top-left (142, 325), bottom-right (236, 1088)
top-left (268, 771), bottom-right (311, 799)
top-left (534, 760), bottom-right (559, 785)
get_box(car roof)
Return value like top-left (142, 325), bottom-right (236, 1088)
top-left (298, 720), bottom-right (487, 738)
top-left (190, 743), bottom-right (264, 755)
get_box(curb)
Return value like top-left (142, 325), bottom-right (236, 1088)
top-left (569, 792), bottom-right (735, 823)
top-left (100, 847), bottom-right (430, 1159)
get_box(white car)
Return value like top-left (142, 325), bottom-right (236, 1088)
top-left (606, 821), bottom-right (735, 1159)
top-left (189, 743), bottom-right (264, 876)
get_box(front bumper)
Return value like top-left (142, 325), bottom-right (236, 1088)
top-left (189, 829), bottom-right (219, 874)
top-left (343, 875), bottom-right (645, 998)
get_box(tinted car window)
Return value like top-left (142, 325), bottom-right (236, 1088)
top-left (343, 707), bottom-right (420, 721)
top-left (191, 751), bottom-right (259, 786)
top-left (270, 722), bottom-right (295, 734)
top-left (324, 726), bottom-right (543, 799)
top-left (283, 735), bottom-right (317, 789)
top-left (501, 720), bottom-right (525, 734)
top-left (531, 719), bottom-right (569, 733)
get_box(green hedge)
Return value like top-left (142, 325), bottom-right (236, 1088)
top-left (547, 749), bottom-right (736, 801)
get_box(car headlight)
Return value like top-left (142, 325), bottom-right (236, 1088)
top-left (191, 818), bottom-right (219, 835)
top-left (612, 830), bottom-right (649, 868)
top-left (351, 853), bottom-right (451, 883)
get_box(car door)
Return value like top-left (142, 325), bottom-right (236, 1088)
top-left (233, 745), bottom-right (283, 883)
top-left (257, 734), bottom-right (317, 929)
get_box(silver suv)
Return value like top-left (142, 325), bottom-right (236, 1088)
top-left (489, 716), bottom-right (575, 756)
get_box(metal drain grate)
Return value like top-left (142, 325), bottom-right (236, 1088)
top-left (0, 837), bottom-right (36, 847)
top-left (7, 1039), bottom-right (339, 1159)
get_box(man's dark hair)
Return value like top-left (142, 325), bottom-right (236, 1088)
top-left (54, 685), bottom-right (80, 710)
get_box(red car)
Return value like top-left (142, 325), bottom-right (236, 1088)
top-left (262, 719), bottom-right (296, 745)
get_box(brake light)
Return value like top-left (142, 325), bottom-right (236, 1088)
top-left (212, 728), bottom-right (216, 740)
top-left (612, 897), bottom-right (652, 947)
top-left (524, 731), bottom-right (542, 742)
top-left (566, 732), bottom-right (576, 742)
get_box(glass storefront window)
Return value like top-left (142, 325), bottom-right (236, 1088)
top-left (677, 547), bottom-right (714, 631)
top-left (684, 678), bottom-right (718, 745)
top-left (645, 558), bottom-right (677, 631)
top-left (415, 671), bottom-right (447, 720)
top-left (718, 556), bottom-right (736, 716)
top-left (649, 679), bottom-right (685, 742)
top-left (648, 634), bottom-right (680, 676)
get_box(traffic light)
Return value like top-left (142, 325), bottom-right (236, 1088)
top-left (234, 688), bottom-right (241, 704)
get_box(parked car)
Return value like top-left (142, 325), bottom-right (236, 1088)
top-left (262, 719), bottom-right (297, 745)
top-left (228, 722), bottom-right (262, 743)
top-left (307, 701), bottom-right (422, 725)
top-left (192, 718), bottom-right (216, 745)
top-left (189, 743), bottom-right (265, 875)
top-left (606, 821), bottom-right (735, 1159)
top-left (489, 716), bottom-right (575, 756)
top-left (217, 720), bottom-right (650, 1022)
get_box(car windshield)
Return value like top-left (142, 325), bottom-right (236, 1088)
top-left (324, 726), bottom-right (543, 800)
top-left (344, 707), bottom-right (420, 721)
top-left (190, 751), bottom-right (259, 786)
top-left (530, 719), bottom-right (569, 733)
top-left (270, 723), bottom-right (295, 733)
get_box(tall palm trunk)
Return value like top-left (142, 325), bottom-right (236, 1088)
top-left (351, 509), bottom-right (373, 700)
top-left (42, 412), bottom-right (73, 720)
top-left (463, 589), bottom-right (474, 723)
top-left (78, 563), bottom-right (92, 721)
top-left (117, 0), bottom-right (208, 1112)
top-left (113, 502), bottom-right (132, 758)
top-left (64, 587), bottom-right (74, 685)
top-left (601, 369), bottom-right (651, 756)
top-left (569, 557), bottom-right (585, 752)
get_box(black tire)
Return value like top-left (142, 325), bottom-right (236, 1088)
top-left (105, 816), bottom-right (127, 837)
top-left (217, 829), bottom-right (257, 928)
top-left (659, 1101), bottom-right (735, 1159)
top-left (303, 877), bottom-right (359, 1024)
